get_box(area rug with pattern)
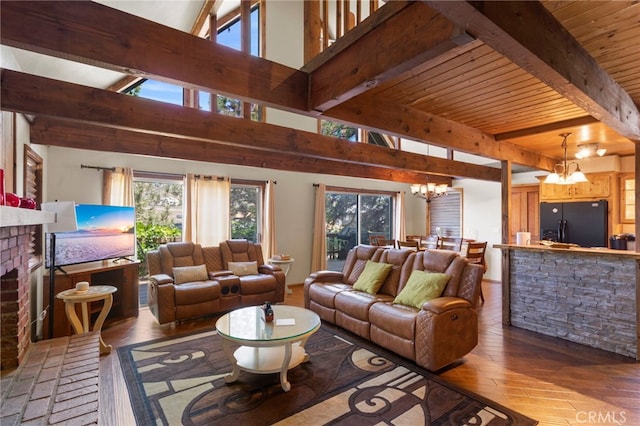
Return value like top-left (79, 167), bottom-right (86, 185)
top-left (117, 324), bottom-right (537, 425)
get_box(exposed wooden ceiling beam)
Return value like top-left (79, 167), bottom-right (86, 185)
top-left (0, 0), bottom-right (556, 172)
top-left (306, 1), bottom-right (474, 113)
top-left (0, 0), bottom-right (308, 112)
top-left (106, 0), bottom-right (224, 92)
top-left (425, 0), bottom-right (640, 142)
top-left (325, 96), bottom-right (558, 171)
top-left (494, 116), bottom-right (600, 141)
top-left (1, 69), bottom-right (500, 181)
top-left (31, 117), bottom-right (450, 186)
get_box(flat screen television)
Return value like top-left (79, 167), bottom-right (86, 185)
top-left (46, 204), bottom-right (136, 268)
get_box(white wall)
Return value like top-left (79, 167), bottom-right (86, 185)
top-left (44, 146), bottom-right (420, 285)
top-left (453, 179), bottom-right (502, 282)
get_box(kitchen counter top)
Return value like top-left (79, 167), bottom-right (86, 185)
top-left (495, 243), bottom-right (639, 359)
top-left (493, 243), bottom-right (640, 258)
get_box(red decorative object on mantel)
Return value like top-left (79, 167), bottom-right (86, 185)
top-left (5, 192), bottom-right (20, 207)
top-left (20, 198), bottom-right (36, 209)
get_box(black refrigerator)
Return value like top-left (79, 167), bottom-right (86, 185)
top-left (539, 200), bottom-right (608, 247)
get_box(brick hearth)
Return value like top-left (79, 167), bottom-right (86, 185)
top-left (0, 332), bottom-right (101, 425)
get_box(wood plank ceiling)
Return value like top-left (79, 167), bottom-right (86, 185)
top-left (0, 0), bottom-right (638, 184)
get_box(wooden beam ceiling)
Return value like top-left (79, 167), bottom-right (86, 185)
top-left (306, 1), bottom-right (474, 113)
top-left (324, 96), bottom-right (558, 171)
top-left (425, 0), bottom-right (640, 142)
top-left (1, 69), bottom-right (500, 181)
top-left (0, 0), bottom-right (308, 112)
top-left (31, 117), bottom-right (447, 185)
top-left (0, 0), bottom-right (552, 174)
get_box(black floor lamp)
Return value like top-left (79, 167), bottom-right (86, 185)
top-left (41, 201), bottom-right (77, 339)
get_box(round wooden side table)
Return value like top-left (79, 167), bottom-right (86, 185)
top-left (56, 285), bottom-right (117, 354)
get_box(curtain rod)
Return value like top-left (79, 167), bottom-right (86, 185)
top-left (82, 165), bottom-right (277, 184)
top-left (193, 175), bottom-right (227, 181)
top-left (81, 164), bottom-right (115, 172)
top-left (314, 183), bottom-right (399, 196)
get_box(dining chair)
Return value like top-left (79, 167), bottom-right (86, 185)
top-left (439, 236), bottom-right (463, 252)
top-left (397, 240), bottom-right (419, 251)
top-left (379, 239), bottom-right (397, 248)
top-left (369, 235), bottom-right (385, 246)
top-left (465, 241), bottom-right (487, 302)
top-left (420, 235), bottom-right (440, 250)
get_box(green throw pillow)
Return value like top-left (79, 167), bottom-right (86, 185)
top-left (394, 270), bottom-right (450, 309)
top-left (353, 260), bottom-right (393, 294)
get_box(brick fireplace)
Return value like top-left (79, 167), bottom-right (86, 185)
top-left (0, 207), bottom-right (54, 370)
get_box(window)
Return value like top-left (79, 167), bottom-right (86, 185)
top-left (321, 120), bottom-right (358, 141)
top-left (325, 189), bottom-right (395, 271)
top-left (126, 5), bottom-right (261, 119)
top-left (429, 190), bottom-right (462, 237)
top-left (230, 182), bottom-right (264, 242)
top-left (133, 173), bottom-right (184, 259)
top-left (202, 5), bottom-right (262, 119)
top-left (126, 79), bottom-right (183, 106)
top-left (621, 174), bottom-right (635, 223)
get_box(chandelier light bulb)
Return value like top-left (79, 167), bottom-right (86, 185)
top-left (410, 180), bottom-right (448, 202)
top-left (544, 133), bottom-right (589, 186)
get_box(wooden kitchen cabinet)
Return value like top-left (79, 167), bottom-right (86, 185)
top-left (511, 185), bottom-right (539, 243)
top-left (43, 260), bottom-right (139, 339)
top-left (539, 173), bottom-right (610, 201)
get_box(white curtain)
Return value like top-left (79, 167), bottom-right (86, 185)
top-left (102, 167), bottom-right (134, 206)
top-left (395, 191), bottom-right (406, 241)
top-left (262, 180), bottom-right (276, 260)
top-left (310, 184), bottom-right (327, 271)
top-left (184, 173), bottom-right (230, 246)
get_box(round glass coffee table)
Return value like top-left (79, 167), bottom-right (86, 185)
top-left (216, 305), bottom-right (320, 392)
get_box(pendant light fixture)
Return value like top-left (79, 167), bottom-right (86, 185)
top-left (410, 180), bottom-right (448, 202)
top-left (543, 133), bottom-right (588, 185)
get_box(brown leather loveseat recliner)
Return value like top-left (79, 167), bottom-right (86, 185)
top-left (304, 245), bottom-right (483, 371)
top-left (146, 240), bottom-right (285, 324)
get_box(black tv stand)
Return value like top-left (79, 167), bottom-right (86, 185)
top-left (113, 256), bottom-right (135, 263)
top-left (54, 265), bottom-right (69, 275)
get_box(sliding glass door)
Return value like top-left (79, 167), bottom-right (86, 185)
top-left (325, 190), bottom-right (394, 271)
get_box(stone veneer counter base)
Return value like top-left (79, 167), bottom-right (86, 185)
top-left (495, 244), bottom-right (640, 360)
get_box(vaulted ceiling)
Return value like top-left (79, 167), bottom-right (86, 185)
top-left (1, 1), bottom-right (638, 186)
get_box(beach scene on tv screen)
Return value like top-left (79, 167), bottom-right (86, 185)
top-left (54, 205), bottom-right (135, 266)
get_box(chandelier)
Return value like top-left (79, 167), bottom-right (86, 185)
top-left (410, 181), bottom-right (448, 202)
top-left (544, 133), bottom-right (588, 185)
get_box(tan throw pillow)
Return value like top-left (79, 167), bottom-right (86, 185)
top-left (394, 270), bottom-right (450, 309)
top-left (173, 264), bottom-right (208, 284)
top-left (228, 261), bottom-right (259, 276)
top-left (353, 260), bottom-right (393, 294)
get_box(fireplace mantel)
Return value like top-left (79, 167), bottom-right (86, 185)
top-left (0, 206), bottom-right (55, 227)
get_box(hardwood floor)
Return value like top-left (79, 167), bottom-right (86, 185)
top-left (99, 281), bottom-right (640, 425)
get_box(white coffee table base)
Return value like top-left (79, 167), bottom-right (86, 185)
top-left (222, 340), bottom-right (309, 392)
top-left (216, 305), bottom-right (320, 392)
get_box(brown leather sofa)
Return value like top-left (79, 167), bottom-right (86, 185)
top-left (304, 245), bottom-right (483, 371)
top-left (147, 240), bottom-right (285, 324)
